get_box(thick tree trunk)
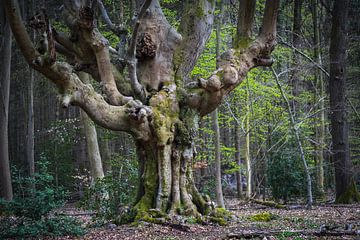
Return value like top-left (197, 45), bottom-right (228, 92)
top-left (134, 134), bottom-right (212, 220)
top-left (329, 0), bottom-right (360, 203)
top-left (0, 11), bottom-right (13, 201)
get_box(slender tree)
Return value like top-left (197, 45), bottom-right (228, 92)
top-left (5, 0), bottom-right (279, 219)
top-left (213, 0), bottom-right (225, 209)
top-left (235, 122), bottom-right (243, 199)
top-left (272, 68), bottom-right (313, 209)
top-left (291, 0), bottom-right (302, 110)
top-left (329, 0), bottom-right (360, 203)
top-left (79, 72), bottom-right (105, 181)
top-left (311, 0), bottom-right (325, 197)
top-left (0, 5), bottom-right (13, 201)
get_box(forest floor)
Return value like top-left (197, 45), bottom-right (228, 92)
top-left (55, 199), bottom-right (360, 240)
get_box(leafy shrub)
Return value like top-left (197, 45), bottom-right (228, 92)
top-left (81, 154), bottom-right (138, 225)
top-left (267, 144), bottom-right (306, 202)
top-left (0, 161), bottom-right (85, 238)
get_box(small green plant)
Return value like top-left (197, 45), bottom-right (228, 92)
top-left (0, 160), bottom-right (85, 238)
top-left (249, 212), bottom-right (278, 222)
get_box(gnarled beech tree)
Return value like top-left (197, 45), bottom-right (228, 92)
top-left (5, 0), bottom-right (279, 220)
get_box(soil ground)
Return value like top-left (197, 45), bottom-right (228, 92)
top-left (55, 199), bottom-right (360, 240)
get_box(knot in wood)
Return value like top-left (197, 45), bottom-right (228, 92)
top-left (136, 32), bottom-right (157, 60)
top-left (79, 7), bottom-right (95, 29)
top-left (28, 13), bottom-right (46, 31)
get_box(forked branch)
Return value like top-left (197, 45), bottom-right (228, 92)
top-left (185, 0), bottom-right (280, 116)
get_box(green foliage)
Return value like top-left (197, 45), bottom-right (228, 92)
top-left (267, 142), bottom-right (307, 202)
top-left (81, 153), bottom-right (139, 225)
top-left (0, 161), bottom-right (85, 238)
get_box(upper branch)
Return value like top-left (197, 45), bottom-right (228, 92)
top-left (61, 4), bottom-right (132, 105)
top-left (259, 0), bottom-right (280, 40)
top-left (126, 0), bottom-right (153, 102)
top-left (5, 0), bottom-right (152, 140)
top-left (236, 0), bottom-right (256, 40)
top-left (174, 0), bottom-right (215, 83)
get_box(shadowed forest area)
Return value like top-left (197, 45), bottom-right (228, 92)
top-left (0, 0), bottom-right (359, 239)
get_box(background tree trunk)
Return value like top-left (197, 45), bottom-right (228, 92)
top-left (311, 0), bottom-right (325, 197)
top-left (245, 87), bottom-right (252, 199)
top-left (235, 122), bottom-right (243, 199)
top-left (0, 9), bottom-right (13, 201)
top-left (329, 0), bottom-right (360, 203)
top-left (291, 0), bottom-right (302, 111)
top-left (79, 72), bottom-right (104, 181)
top-left (213, 0), bottom-right (225, 209)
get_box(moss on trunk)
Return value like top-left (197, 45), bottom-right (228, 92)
top-left (336, 180), bottom-right (360, 204)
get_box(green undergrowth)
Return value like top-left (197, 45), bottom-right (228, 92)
top-left (0, 161), bottom-right (86, 239)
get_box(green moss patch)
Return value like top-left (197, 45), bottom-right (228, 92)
top-left (249, 212), bottom-right (278, 222)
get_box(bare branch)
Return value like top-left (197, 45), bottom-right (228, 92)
top-left (96, 0), bottom-right (127, 36)
top-left (279, 38), bottom-right (330, 77)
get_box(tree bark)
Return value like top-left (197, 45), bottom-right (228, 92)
top-left (329, 0), bottom-right (360, 203)
top-left (0, 8), bottom-right (13, 201)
